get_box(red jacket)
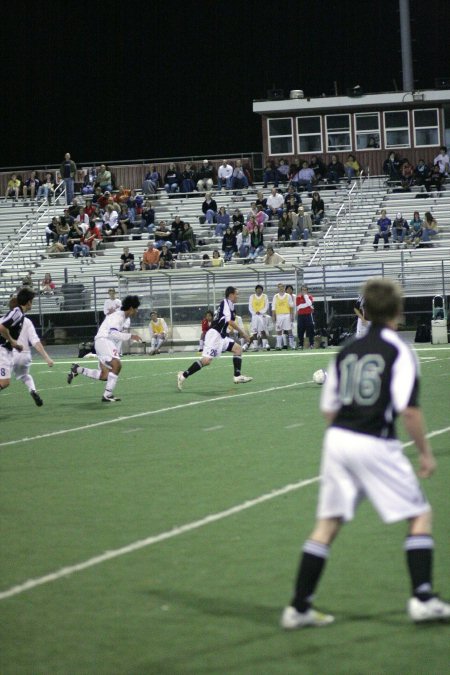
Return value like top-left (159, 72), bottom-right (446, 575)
top-left (296, 293), bottom-right (314, 315)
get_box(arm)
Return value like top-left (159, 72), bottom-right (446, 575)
top-left (33, 341), bottom-right (54, 366)
top-left (401, 407), bottom-right (436, 478)
top-left (228, 318), bottom-right (250, 342)
top-left (0, 324), bottom-right (23, 351)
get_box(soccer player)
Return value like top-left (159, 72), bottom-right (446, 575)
top-left (248, 284), bottom-right (270, 351)
top-left (67, 295), bottom-right (142, 402)
top-left (272, 282), bottom-right (294, 350)
top-left (177, 286), bottom-right (252, 389)
top-left (281, 278), bottom-right (450, 629)
top-left (148, 311), bottom-right (168, 355)
top-left (198, 310), bottom-right (213, 352)
top-left (296, 284), bottom-right (315, 349)
top-left (0, 288), bottom-right (35, 392)
top-left (103, 288), bottom-right (121, 317)
top-left (353, 293), bottom-right (371, 338)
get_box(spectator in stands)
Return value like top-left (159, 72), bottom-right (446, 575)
top-left (433, 145), bottom-right (449, 177)
top-left (263, 159), bottom-right (279, 188)
top-left (72, 236), bottom-right (90, 258)
top-left (180, 163), bottom-right (196, 193)
top-left (67, 220), bottom-right (84, 252)
top-left (56, 217), bottom-right (70, 247)
top-left (232, 208), bottom-right (245, 228)
top-left (154, 220), bottom-right (172, 249)
top-left (118, 204), bottom-right (131, 236)
top-left (170, 215), bottom-right (184, 245)
top-left (311, 191), bottom-right (325, 226)
top-left (421, 212), bottom-right (438, 246)
top-left (74, 206), bottom-right (89, 233)
top-left (130, 191), bottom-right (144, 223)
top-left (285, 195), bottom-right (300, 225)
top-left (266, 187), bottom-right (284, 219)
top-left (202, 191), bottom-right (217, 224)
top-left (60, 152), bottom-right (76, 204)
top-left (276, 158), bottom-right (290, 185)
top-left (246, 214), bottom-right (263, 234)
top-left (264, 245), bottom-right (285, 266)
top-left (215, 206), bottom-right (230, 236)
top-left (236, 224), bottom-right (251, 259)
top-left (292, 161), bottom-right (315, 192)
top-left (140, 199), bottom-right (156, 236)
top-left (414, 159), bottom-right (431, 192)
top-left (429, 165), bottom-right (445, 192)
top-left (114, 185), bottom-right (131, 205)
top-left (392, 212), bottom-right (409, 246)
top-left (201, 254), bottom-right (211, 267)
top-left (291, 207), bottom-right (311, 246)
top-left (142, 242), bottom-right (160, 269)
top-left (120, 246), bottom-right (135, 271)
top-left (344, 154), bottom-right (360, 183)
top-left (196, 159), bottom-right (214, 192)
top-left (45, 217), bottom-right (59, 246)
top-left (83, 220), bottom-right (102, 255)
top-left (217, 159), bottom-right (233, 191)
top-left (232, 159), bottom-right (249, 191)
top-left (84, 197), bottom-right (97, 220)
top-left (159, 243), bottom-right (174, 269)
top-left (97, 164), bottom-right (113, 192)
top-left (211, 249), bottom-right (224, 266)
top-left (222, 226), bottom-right (237, 262)
top-left (176, 222), bottom-right (196, 253)
top-left (367, 135), bottom-right (379, 148)
top-left (36, 173), bottom-right (55, 204)
top-left (23, 172), bottom-right (40, 202)
top-left (278, 211), bottom-right (292, 242)
top-left (255, 204), bottom-right (269, 229)
top-left (284, 185), bottom-right (301, 208)
top-left (327, 155), bottom-right (345, 185)
top-left (373, 209), bottom-right (391, 250)
top-left (383, 152), bottom-right (401, 184)
top-left (408, 211), bottom-right (423, 248)
top-left (401, 160), bottom-right (414, 191)
top-left (102, 204), bottom-right (120, 239)
top-left (143, 166), bottom-right (161, 194)
top-left (309, 155), bottom-right (326, 184)
top-left (81, 167), bottom-right (96, 195)
top-left (249, 227), bottom-right (264, 261)
top-left (164, 163), bottom-right (180, 194)
top-left (40, 273), bottom-right (56, 295)
top-left (255, 190), bottom-right (267, 210)
top-left (5, 173), bottom-right (21, 201)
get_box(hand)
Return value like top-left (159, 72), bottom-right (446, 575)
top-left (130, 334), bottom-right (142, 342)
top-left (12, 341), bottom-right (23, 352)
top-left (417, 452), bottom-right (436, 478)
top-left (47, 359), bottom-right (54, 367)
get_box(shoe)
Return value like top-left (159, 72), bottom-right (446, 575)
top-left (280, 606), bottom-right (334, 630)
top-left (276, 347), bottom-right (282, 351)
top-left (30, 390), bottom-right (43, 407)
top-left (266, 346), bottom-right (271, 351)
top-left (408, 596), bottom-right (450, 623)
top-left (282, 345), bottom-right (288, 350)
top-left (242, 343), bottom-right (249, 352)
top-left (177, 371), bottom-right (185, 390)
top-left (297, 345), bottom-right (304, 350)
top-left (102, 394), bottom-right (121, 403)
top-left (234, 375), bottom-right (253, 384)
top-left (67, 363), bottom-right (79, 384)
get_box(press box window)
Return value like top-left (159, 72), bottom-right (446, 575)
top-left (413, 109), bottom-right (439, 147)
top-left (384, 110), bottom-right (410, 148)
top-left (355, 113), bottom-right (380, 149)
top-left (326, 114), bottom-right (351, 152)
top-left (297, 116), bottom-right (322, 153)
top-left (268, 118), bottom-right (293, 155)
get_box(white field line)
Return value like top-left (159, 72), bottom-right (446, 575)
top-left (0, 380), bottom-right (313, 449)
top-left (202, 425), bottom-right (224, 432)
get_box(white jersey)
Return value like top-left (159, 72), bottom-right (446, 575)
top-left (103, 298), bottom-right (121, 315)
top-left (16, 317), bottom-right (41, 353)
top-left (95, 310), bottom-right (131, 343)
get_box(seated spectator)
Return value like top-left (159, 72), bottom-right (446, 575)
top-left (232, 159), bottom-right (249, 190)
top-left (232, 208), bottom-right (244, 228)
top-left (196, 159), bottom-right (215, 192)
top-left (367, 135), bottom-right (379, 148)
top-left (249, 227), bottom-right (264, 261)
top-left (392, 212), bottom-right (409, 246)
top-left (401, 161), bottom-right (414, 191)
top-left (83, 220), bottom-right (102, 255)
top-left (433, 145), bottom-right (449, 177)
top-left (159, 243), bottom-right (174, 269)
top-left (246, 215), bottom-right (263, 234)
top-left (97, 164), bottom-right (113, 192)
top-left (164, 163), bottom-right (180, 194)
top-left (67, 221), bottom-right (84, 251)
top-left (5, 173), bottom-right (21, 201)
top-left (72, 237), bottom-right (90, 258)
top-left (211, 249), bottom-right (224, 266)
top-left (414, 159), bottom-right (431, 191)
top-left (276, 158), bottom-right (290, 184)
top-left (383, 152), bottom-right (401, 183)
top-left (140, 199), bottom-right (156, 236)
top-left (170, 215), bottom-right (184, 245)
top-left (56, 217), bottom-right (70, 247)
top-left (37, 173), bottom-right (55, 204)
top-left (142, 242), bottom-right (160, 269)
top-left (421, 212), bottom-right (438, 246)
top-left (81, 167), bottom-right (96, 195)
top-left (277, 212), bottom-right (292, 242)
top-left (143, 166), bottom-right (161, 194)
top-left (429, 165), bottom-right (445, 192)
top-left (201, 254), bottom-right (211, 267)
top-left (373, 209), bottom-right (391, 250)
top-left (291, 161), bottom-right (315, 192)
top-left (344, 154), bottom-right (360, 183)
top-left (74, 207), bottom-right (89, 233)
top-left (176, 222), bottom-right (196, 253)
top-left (45, 217), bottom-right (59, 245)
top-left (290, 208), bottom-right (311, 246)
top-left (102, 204), bottom-right (120, 239)
top-left (120, 246), bottom-right (135, 271)
top-left (154, 220), bottom-right (172, 249)
top-left (408, 211), bottom-right (423, 248)
top-left (263, 159), bottom-right (279, 188)
top-left (23, 172), bottom-right (40, 201)
top-left (255, 190), bottom-right (267, 210)
top-left (180, 163), bottom-right (196, 193)
top-left (284, 185), bottom-right (301, 209)
top-left (311, 191), bottom-right (325, 226)
top-left (118, 204), bottom-right (131, 236)
top-left (40, 273), bottom-right (56, 295)
top-left (309, 155), bottom-right (326, 183)
top-left (201, 192), bottom-right (217, 224)
top-left (236, 225), bottom-right (251, 259)
top-left (265, 187), bottom-right (284, 218)
top-left (222, 226), bottom-right (237, 262)
top-left (255, 204), bottom-right (269, 228)
top-left (148, 311), bottom-right (169, 355)
top-left (215, 206), bottom-right (230, 236)
top-left (84, 197), bottom-right (97, 220)
top-left (264, 245), bottom-right (285, 266)
top-left (327, 155), bottom-right (345, 185)
top-left (114, 185), bottom-right (131, 204)
top-left (217, 159), bottom-right (233, 191)
top-left (285, 195), bottom-right (300, 223)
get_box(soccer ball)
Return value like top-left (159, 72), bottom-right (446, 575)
top-left (312, 368), bottom-right (327, 385)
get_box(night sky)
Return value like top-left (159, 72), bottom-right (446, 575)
top-left (2, 0), bottom-right (450, 169)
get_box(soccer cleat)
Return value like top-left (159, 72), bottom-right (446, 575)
top-left (234, 375), bottom-right (253, 384)
top-left (407, 596), bottom-right (450, 623)
top-left (177, 371), bottom-right (185, 390)
top-left (280, 606), bottom-right (335, 630)
top-left (30, 390), bottom-right (43, 407)
top-left (67, 363), bottom-right (79, 384)
top-left (101, 394), bottom-right (121, 403)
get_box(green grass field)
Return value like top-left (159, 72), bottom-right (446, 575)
top-left (1, 345), bottom-right (449, 675)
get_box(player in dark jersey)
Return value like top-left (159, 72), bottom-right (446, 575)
top-left (177, 286), bottom-right (252, 389)
top-left (281, 278), bottom-right (449, 629)
top-left (0, 287), bottom-right (35, 391)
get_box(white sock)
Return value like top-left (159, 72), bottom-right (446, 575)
top-left (81, 367), bottom-right (101, 380)
top-left (151, 338), bottom-right (157, 350)
top-left (289, 335), bottom-right (295, 348)
top-left (276, 335), bottom-right (283, 348)
top-left (19, 373), bottom-right (36, 392)
top-left (262, 339), bottom-right (268, 348)
top-left (104, 372), bottom-right (118, 396)
top-left (198, 339), bottom-right (204, 350)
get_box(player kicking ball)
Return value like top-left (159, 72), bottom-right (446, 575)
top-left (67, 295), bottom-right (142, 402)
top-left (178, 286), bottom-right (252, 390)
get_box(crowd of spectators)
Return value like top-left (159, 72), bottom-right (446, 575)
top-left (373, 209), bottom-right (439, 250)
top-left (382, 146), bottom-right (449, 192)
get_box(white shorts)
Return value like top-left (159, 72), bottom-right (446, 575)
top-left (251, 314), bottom-right (268, 335)
top-left (202, 329), bottom-right (234, 359)
top-left (275, 315), bottom-right (292, 332)
top-left (356, 318), bottom-right (371, 338)
top-left (0, 346), bottom-right (13, 380)
top-left (317, 427), bottom-right (430, 524)
top-left (95, 337), bottom-right (121, 367)
top-left (12, 350), bottom-right (32, 377)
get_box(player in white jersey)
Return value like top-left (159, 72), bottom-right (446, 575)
top-left (67, 295), bottom-right (142, 402)
top-left (281, 279), bottom-right (450, 630)
top-left (0, 288), bottom-right (34, 392)
top-left (248, 284), bottom-right (270, 350)
top-left (354, 294), bottom-right (371, 337)
top-left (13, 314), bottom-right (54, 406)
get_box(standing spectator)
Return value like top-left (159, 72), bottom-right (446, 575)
top-left (142, 242), bottom-right (160, 269)
top-left (5, 173), bottom-right (21, 201)
top-left (196, 159), bottom-right (215, 192)
top-left (97, 164), bottom-right (113, 192)
top-left (202, 192), bottom-right (218, 225)
top-left (36, 173), bottom-right (55, 204)
top-left (373, 209), bottom-right (391, 250)
top-left (311, 192), bottom-right (325, 226)
top-left (103, 288), bottom-right (121, 316)
top-left (433, 145), bottom-right (449, 177)
top-left (327, 155), bottom-right (345, 185)
top-left (222, 226), bottom-right (237, 262)
top-left (23, 171), bottom-right (40, 202)
top-left (217, 159), bottom-right (233, 191)
top-left (120, 246), bottom-right (135, 271)
top-left (164, 163), bottom-right (180, 194)
top-left (296, 284), bottom-right (315, 349)
top-left (344, 154), bottom-right (361, 183)
top-left (60, 152), bottom-right (76, 205)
